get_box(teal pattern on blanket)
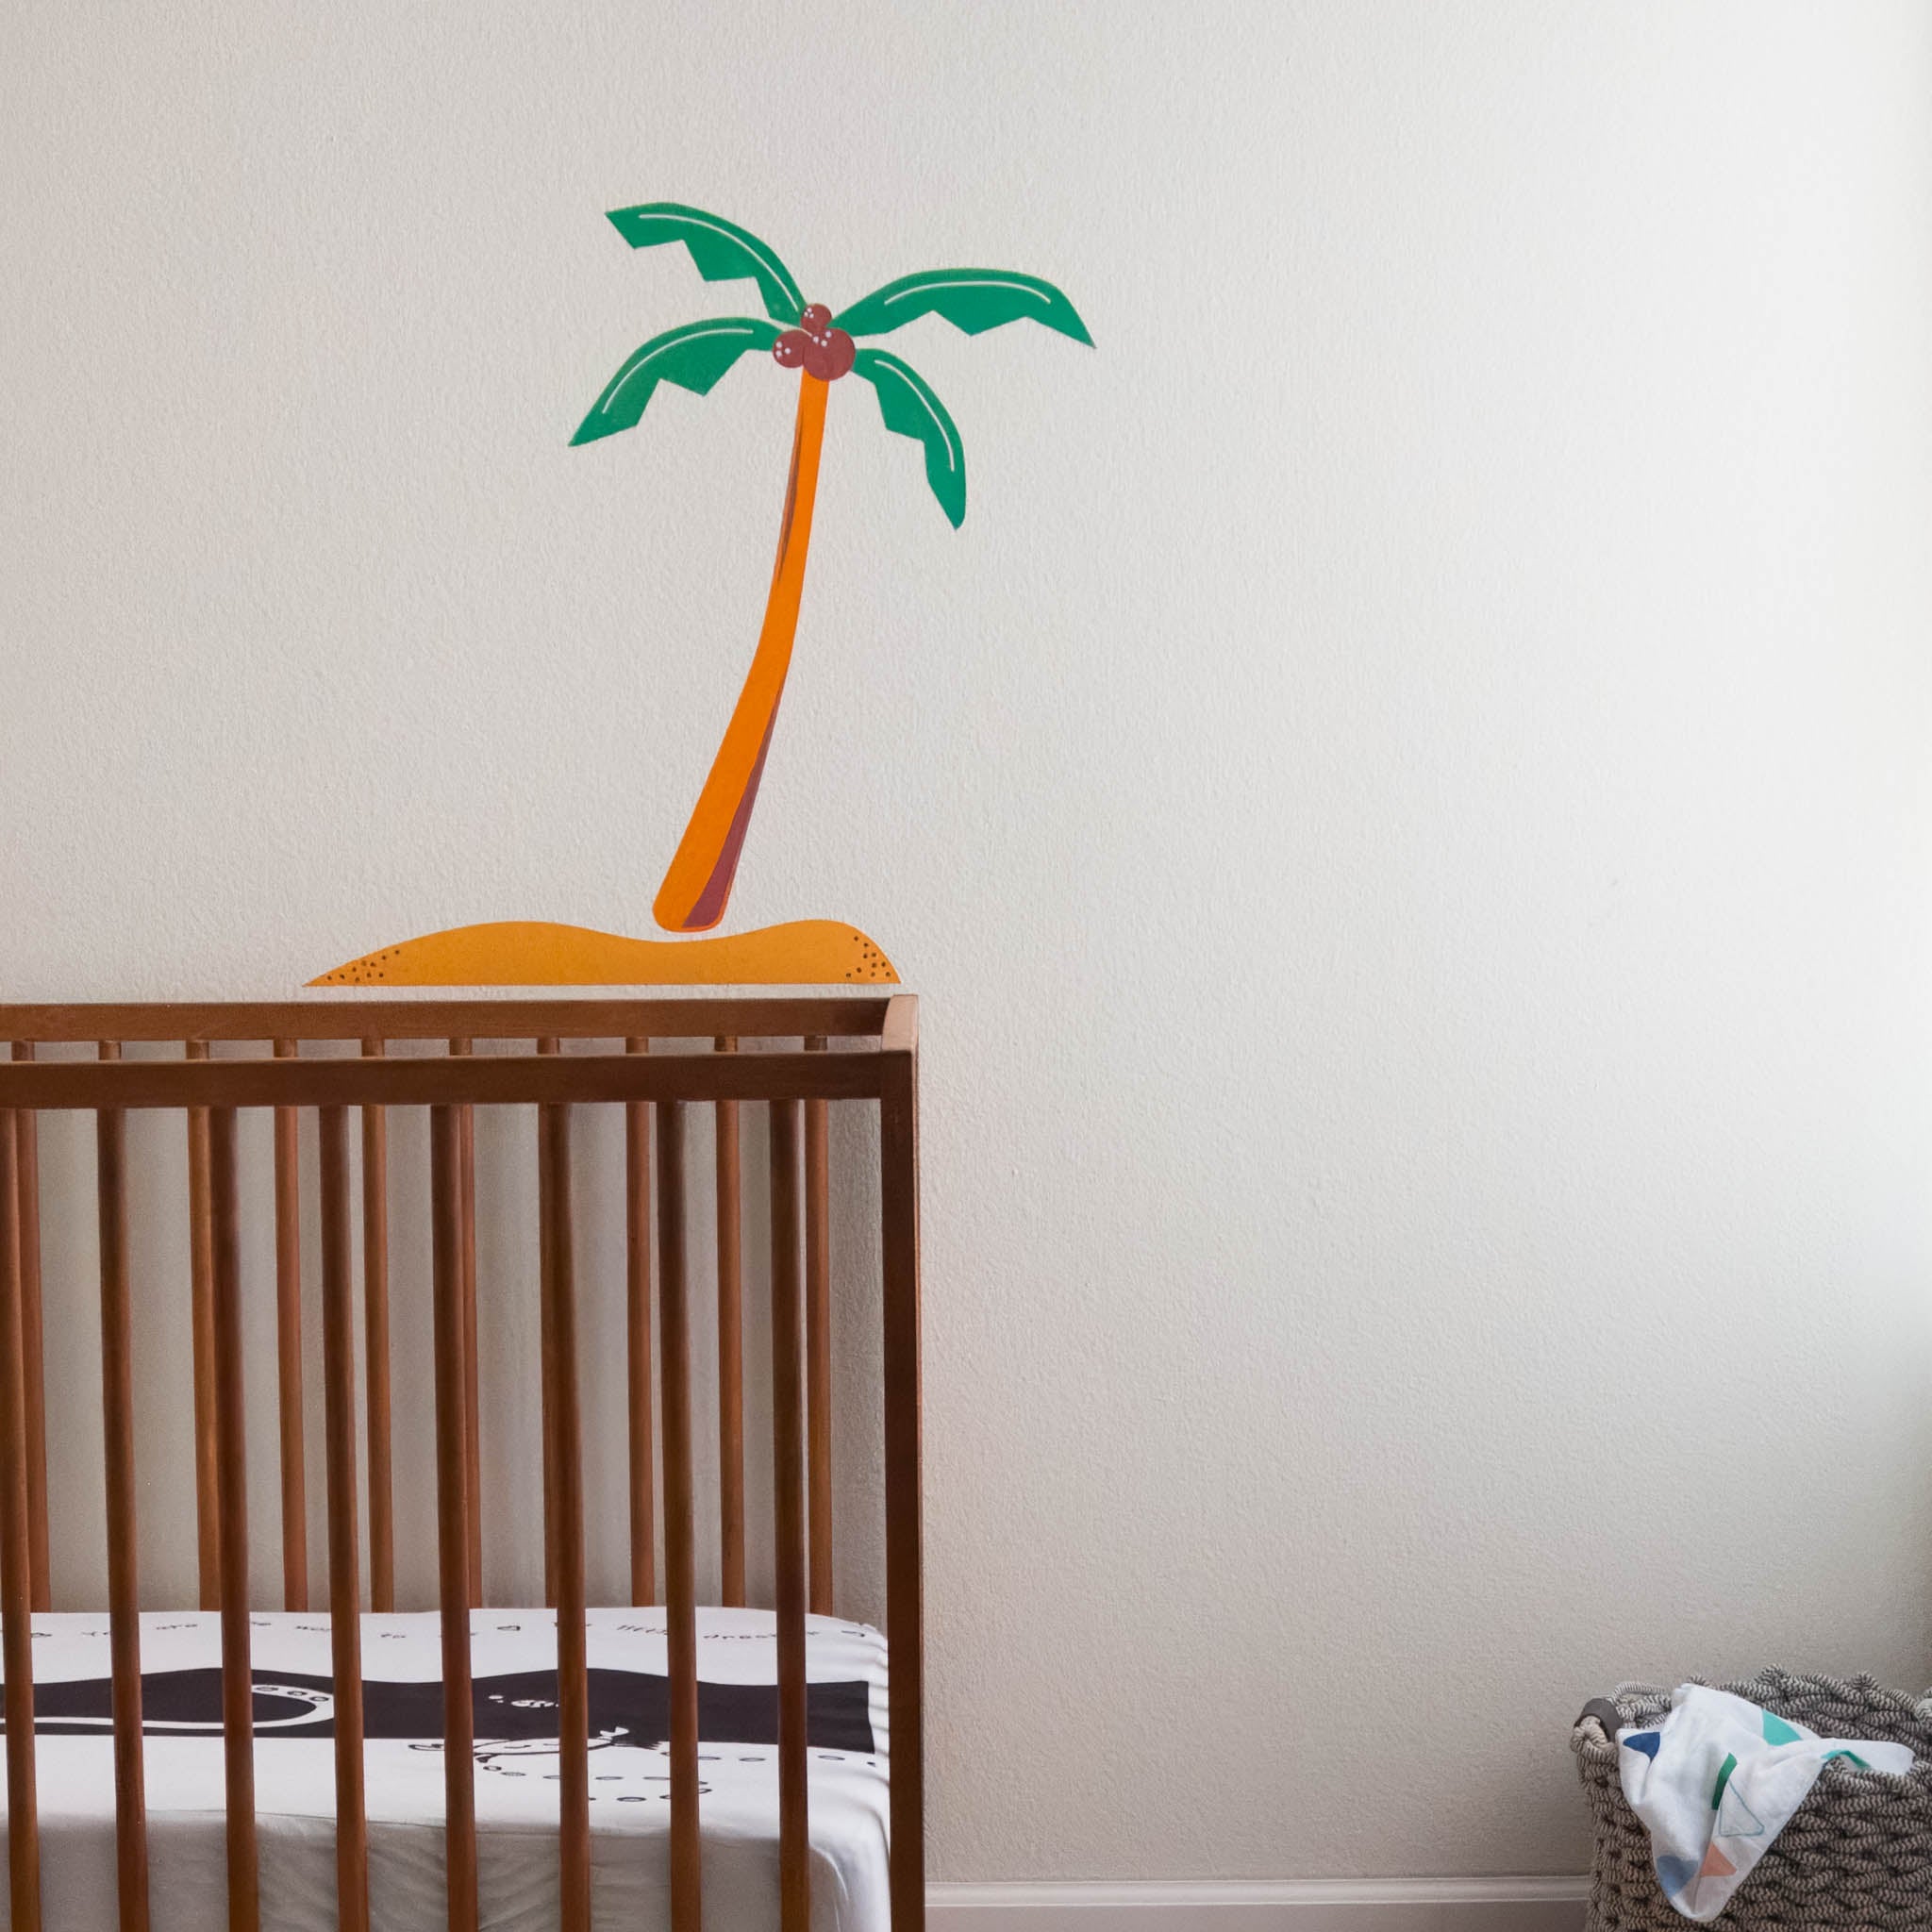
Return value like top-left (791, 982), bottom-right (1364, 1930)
top-left (1715, 1782), bottom-right (1763, 1840)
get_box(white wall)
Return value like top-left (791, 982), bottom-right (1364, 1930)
top-left (5, 0), bottom-right (1932, 1887)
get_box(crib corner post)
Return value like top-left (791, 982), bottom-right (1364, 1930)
top-left (879, 1004), bottom-right (924, 1932)
top-left (0, 1107), bottom-right (42, 1932)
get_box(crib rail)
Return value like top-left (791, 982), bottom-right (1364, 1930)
top-left (0, 994), bottom-right (923, 1932)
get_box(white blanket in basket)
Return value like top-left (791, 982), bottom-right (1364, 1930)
top-left (1617, 1685), bottom-right (1914, 1922)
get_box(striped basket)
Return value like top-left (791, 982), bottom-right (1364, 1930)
top-left (1572, 1670), bottom-right (1932, 1928)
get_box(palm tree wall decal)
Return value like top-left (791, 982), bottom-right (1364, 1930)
top-left (571, 203), bottom-right (1091, 934)
top-left (310, 202), bottom-right (1088, 989)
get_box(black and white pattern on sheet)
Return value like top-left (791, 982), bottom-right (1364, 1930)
top-left (4, 1668), bottom-right (874, 1754)
top-left (0, 1608), bottom-right (893, 1932)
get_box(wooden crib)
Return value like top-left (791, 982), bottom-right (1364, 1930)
top-left (0, 994), bottom-right (922, 1932)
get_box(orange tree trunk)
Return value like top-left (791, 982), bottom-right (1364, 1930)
top-left (654, 374), bottom-right (829, 933)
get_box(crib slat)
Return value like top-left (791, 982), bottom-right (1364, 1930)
top-left (538, 1036), bottom-right (561, 1609)
top-left (97, 1080), bottom-right (152, 1932)
top-left (319, 1107), bottom-right (370, 1932)
top-left (360, 1041), bottom-right (394, 1614)
top-left (657, 1100), bottom-right (702, 1932)
top-left (881, 1041), bottom-right (925, 1932)
top-left (625, 1040), bottom-right (656, 1606)
top-left (804, 1040), bottom-right (832, 1616)
top-left (541, 1100), bottom-right (591, 1932)
top-left (463, 1101), bottom-right (480, 1601)
top-left (450, 1041), bottom-right (482, 1607)
top-left (208, 1107), bottom-right (260, 1932)
top-left (10, 1047), bottom-right (49, 1615)
top-left (186, 1041), bottom-right (221, 1611)
top-left (715, 1041), bottom-right (744, 1607)
top-left (770, 1098), bottom-right (810, 1932)
top-left (430, 1106), bottom-right (479, 1932)
top-left (1, 1109), bottom-right (42, 1932)
top-left (273, 1041), bottom-right (308, 1612)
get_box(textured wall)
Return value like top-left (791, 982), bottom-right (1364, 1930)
top-left (5, 0), bottom-right (1932, 1885)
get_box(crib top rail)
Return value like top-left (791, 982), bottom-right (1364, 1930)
top-left (0, 993), bottom-right (900, 1044)
top-left (0, 995), bottom-right (916, 1111)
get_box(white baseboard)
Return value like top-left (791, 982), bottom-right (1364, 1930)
top-left (928, 1877), bottom-right (1590, 1932)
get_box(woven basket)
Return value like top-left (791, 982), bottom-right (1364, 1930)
top-left (1572, 1670), bottom-right (1932, 1928)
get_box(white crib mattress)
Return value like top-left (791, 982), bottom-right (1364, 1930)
top-left (0, 1606), bottom-right (890, 1932)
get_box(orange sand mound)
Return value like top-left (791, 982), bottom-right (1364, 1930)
top-left (308, 920), bottom-right (897, 988)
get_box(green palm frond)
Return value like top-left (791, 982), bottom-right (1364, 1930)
top-left (852, 349), bottom-right (966, 527)
top-left (836, 269), bottom-right (1091, 346)
top-left (605, 204), bottom-right (806, 325)
top-left (571, 318), bottom-right (782, 446)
